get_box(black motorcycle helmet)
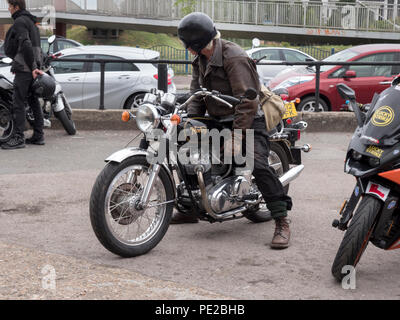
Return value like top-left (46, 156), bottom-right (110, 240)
top-left (178, 12), bottom-right (218, 54)
top-left (32, 73), bottom-right (56, 100)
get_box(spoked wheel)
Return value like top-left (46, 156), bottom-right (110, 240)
top-left (90, 156), bottom-right (174, 258)
top-left (0, 103), bottom-right (14, 144)
top-left (244, 142), bottom-right (290, 223)
top-left (269, 142), bottom-right (290, 194)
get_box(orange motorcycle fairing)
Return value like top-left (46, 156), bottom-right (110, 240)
top-left (379, 169), bottom-right (400, 185)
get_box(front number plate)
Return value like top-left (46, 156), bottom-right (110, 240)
top-left (366, 182), bottom-right (390, 202)
top-left (282, 102), bottom-right (298, 120)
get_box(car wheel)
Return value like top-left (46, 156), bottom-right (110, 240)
top-left (124, 93), bottom-right (146, 110)
top-left (298, 96), bottom-right (329, 112)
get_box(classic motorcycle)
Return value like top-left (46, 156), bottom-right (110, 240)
top-left (0, 35), bottom-right (76, 143)
top-left (90, 87), bottom-right (311, 258)
top-left (332, 79), bottom-right (400, 281)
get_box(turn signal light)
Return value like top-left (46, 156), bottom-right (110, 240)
top-left (295, 98), bottom-right (301, 104)
top-left (171, 114), bottom-right (181, 126)
top-left (122, 111), bottom-right (131, 122)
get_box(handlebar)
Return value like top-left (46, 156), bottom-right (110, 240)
top-left (179, 89), bottom-right (237, 111)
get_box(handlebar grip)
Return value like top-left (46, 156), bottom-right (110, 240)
top-left (219, 94), bottom-right (240, 106)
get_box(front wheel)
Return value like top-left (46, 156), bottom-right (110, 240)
top-left (54, 108), bottom-right (76, 136)
top-left (331, 196), bottom-right (381, 281)
top-left (90, 156), bottom-right (174, 258)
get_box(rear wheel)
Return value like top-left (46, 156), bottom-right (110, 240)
top-left (331, 196), bottom-right (381, 281)
top-left (0, 103), bottom-right (14, 143)
top-left (244, 142), bottom-right (290, 223)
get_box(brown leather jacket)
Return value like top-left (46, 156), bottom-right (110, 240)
top-left (188, 39), bottom-right (261, 130)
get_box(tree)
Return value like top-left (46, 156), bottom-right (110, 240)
top-left (174, 0), bottom-right (197, 16)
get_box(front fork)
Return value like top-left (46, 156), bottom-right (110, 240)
top-left (137, 164), bottom-right (161, 210)
top-left (333, 180), bottom-right (363, 231)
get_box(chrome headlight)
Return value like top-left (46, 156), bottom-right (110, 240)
top-left (136, 103), bottom-right (160, 133)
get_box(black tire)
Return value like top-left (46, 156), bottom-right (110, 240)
top-left (124, 93), bottom-right (146, 109)
top-left (54, 108), bottom-right (76, 136)
top-left (270, 142), bottom-right (290, 194)
top-left (0, 103), bottom-right (14, 144)
top-left (90, 156), bottom-right (174, 258)
top-left (298, 96), bottom-right (329, 112)
top-left (244, 143), bottom-right (290, 223)
top-left (331, 196), bottom-right (381, 281)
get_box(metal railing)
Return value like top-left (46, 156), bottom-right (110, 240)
top-left (52, 57), bottom-right (400, 113)
top-left (297, 46), bottom-right (333, 61)
top-left (61, 0), bottom-right (400, 32)
top-left (149, 45), bottom-right (194, 75)
top-left (1, 0), bottom-right (399, 33)
top-left (52, 57), bottom-right (190, 110)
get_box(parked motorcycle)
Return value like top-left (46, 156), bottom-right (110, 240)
top-left (90, 87), bottom-right (311, 258)
top-left (332, 79), bottom-right (400, 281)
top-left (0, 35), bottom-right (76, 143)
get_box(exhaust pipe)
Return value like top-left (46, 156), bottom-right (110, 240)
top-left (280, 165), bottom-right (305, 188)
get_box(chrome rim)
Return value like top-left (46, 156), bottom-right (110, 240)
top-left (105, 165), bottom-right (167, 246)
top-left (300, 100), bottom-right (325, 112)
top-left (269, 150), bottom-right (284, 177)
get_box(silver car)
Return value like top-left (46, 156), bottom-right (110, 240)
top-left (0, 45), bottom-right (176, 110)
top-left (246, 47), bottom-right (316, 87)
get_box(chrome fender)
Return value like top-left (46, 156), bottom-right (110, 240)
top-left (106, 147), bottom-right (176, 198)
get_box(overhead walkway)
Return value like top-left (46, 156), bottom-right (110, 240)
top-left (0, 0), bottom-right (399, 44)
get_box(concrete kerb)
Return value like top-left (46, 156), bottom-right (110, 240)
top-left (48, 109), bottom-right (357, 132)
top-left (49, 110), bottom-right (358, 132)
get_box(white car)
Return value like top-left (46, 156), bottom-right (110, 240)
top-left (0, 45), bottom-right (176, 110)
top-left (246, 47), bottom-right (316, 87)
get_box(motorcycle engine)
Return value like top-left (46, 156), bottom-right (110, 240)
top-left (206, 173), bottom-right (253, 214)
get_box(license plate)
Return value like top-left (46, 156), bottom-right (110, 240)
top-left (282, 102), bottom-right (298, 120)
top-left (366, 182), bottom-right (390, 201)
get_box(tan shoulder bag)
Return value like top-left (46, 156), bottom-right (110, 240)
top-left (259, 84), bottom-right (286, 131)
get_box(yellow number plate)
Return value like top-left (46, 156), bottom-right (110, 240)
top-left (282, 102), bottom-right (298, 120)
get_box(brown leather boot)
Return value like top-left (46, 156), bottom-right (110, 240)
top-left (270, 217), bottom-right (291, 249)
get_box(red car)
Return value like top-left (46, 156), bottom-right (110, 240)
top-left (269, 44), bottom-right (400, 112)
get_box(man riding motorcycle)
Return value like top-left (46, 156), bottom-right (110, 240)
top-left (172, 12), bottom-right (293, 249)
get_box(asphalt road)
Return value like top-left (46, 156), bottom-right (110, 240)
top-left (0, 129), bottom-right (399, 300)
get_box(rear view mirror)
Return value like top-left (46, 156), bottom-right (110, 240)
top-left (337, 83), bottom-right (356, 101)
top-left (48, 35), bottom-right (56, 45)
top-left (344, 70), bottom-right (357, 79)
top-left (1, 57), bottom-right (12, 64)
